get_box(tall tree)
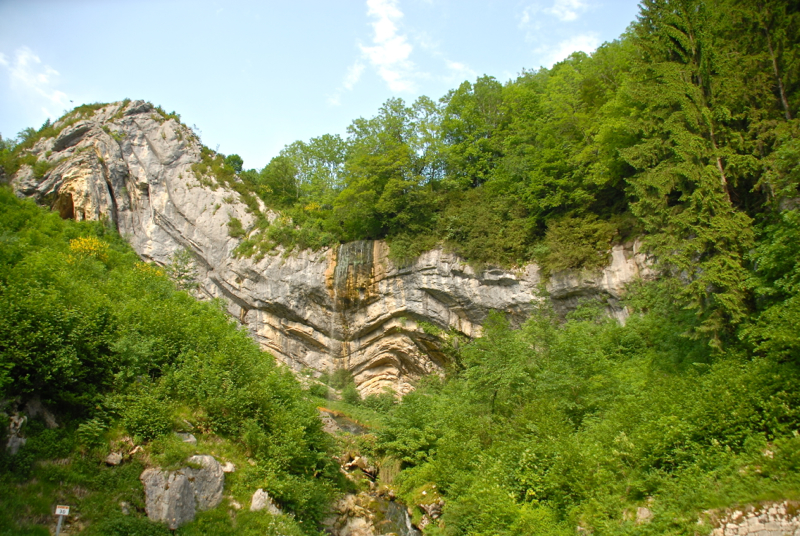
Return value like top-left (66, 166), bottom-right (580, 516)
top-left (440, 76), bottom-right (507, 189)
top-left (622, 0), bottom-right (755, 345)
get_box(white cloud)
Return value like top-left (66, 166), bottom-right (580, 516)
top-left (537, 33), bottom-right (600, 67)
top-left (343, 61), bottom-right (365, 90)
top-left (445, 60), bottom-right (476, 81)
top-left (327, 60), bottom-right (365, 106)
top-left (519, 5), bottom-right (541, 28)
top-left (545, 0), bottom-right (589, 22)
top-left (1, 47), bottom-right (69, 118)
top-left (360, 0), bottom-right (416, 92)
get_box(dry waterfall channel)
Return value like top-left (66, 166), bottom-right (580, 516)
top-left (12, 100), bottom-right (651, 395)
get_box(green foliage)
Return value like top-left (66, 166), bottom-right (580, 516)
top-left (165, 248), bottom-right (199, 291)
top-left (743, 208), bottom-right (800, 362)
top-left (121, 392), bottom-right (172, 443)
top-left (535, 214), bottom-right (615, 275)
top-left (342, 383), bottom-right (362, 405)
top-left (224, 153), bottom-right (244, 173)
top-left (376, 287), bottom-right (800, 535)
top-left (227, 216), bottom-right (246, 238)
top-left (153, 105), bottom-right (181, 124)
top-left (0, 189), bottom-right (338, 534)
top-left (88, 515), bottom-right (171, 536)
top-left (328, 368), bottom-right (355, 389)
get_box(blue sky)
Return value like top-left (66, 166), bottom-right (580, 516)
top-left (0, 0), bottom-right (641, 170)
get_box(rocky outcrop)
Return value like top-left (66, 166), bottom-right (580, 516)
top-left (250, 489), bottom-right (282, 515)
top-left (12, 101), bottom-right (652, 396)
top-left (325, 493), bottom-right (421, 536)
top-left (5, 412), bottom-right (26, 455)
top-left (708, 501), bottom-right (800, 536)
top-left (140, 455), bottom-right (225, 529)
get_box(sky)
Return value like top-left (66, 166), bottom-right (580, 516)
top-left (0, 0), bottom-right (641, 170)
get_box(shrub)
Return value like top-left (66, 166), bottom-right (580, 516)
top-left (342, 384), bottom-right (361, 405)
top-left (227, 217), bottom-right (246, 238)
top-left (535, 214), bottom-right (614, 275)
top-left (121, 394), bottom-right (172, 443)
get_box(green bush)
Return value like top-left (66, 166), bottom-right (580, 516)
top-left (342, 384), bottom-right (361, 405)
top-left (87, 515), bottom-right (171, 536)
top-left (535, 214), bottom-right (614, 275)
top-left (227, 216), bottom-right (246, 238)
top-left (121, 393), bottom-right (172, 442)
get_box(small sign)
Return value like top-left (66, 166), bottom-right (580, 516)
top-left (55, 505), bottom-right (70, 516)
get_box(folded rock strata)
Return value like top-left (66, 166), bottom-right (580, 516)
top-left (12, 100), bottom-right (652, 396)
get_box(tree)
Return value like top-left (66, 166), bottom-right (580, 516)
top-left (621, 0), bottom-right (755, 344)
top-left (166, 248), bottom-right (199, 291)
top-left (258, 155), bottom-right (300, 207)
top-left (224, 153), bottom-right (244, 174)
top-left (334, 97), bottom-right (438, 240)
top-left (441, 76), bottom-right (507, 189)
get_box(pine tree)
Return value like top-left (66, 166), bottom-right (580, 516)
top-left (622, 0), bottom-right (755, 345)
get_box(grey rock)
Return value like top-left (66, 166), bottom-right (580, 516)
top-left (250, 489), bottom-right (282, 515)
top-left (120, 501), bottom-right (131, 515)
top-left (6, 435), bottom-right (26, 456)
top-left (320, 411), bottom-right (342, 435)
top-left (140, 455), bottom-right (225, 529)
top-left (140, 467), bottom-right (195, 530)
top-left (220, 462), bottom-right (236, 473)
top-left (105, 452), bottom-right (123, 466)
top-left (176, 432), bottom-right (197, 445)
top-left (636, 507), bottom-right (652, 524)
top-left (6, 412), bottom-right (27, 455)
top-left (22, 396), bottom-right (58, 429)
top-left (187, 455), bottom-right (224, 510)
top-left (13, 101), bottom-right (653, 396)
top-left (708, 501), bottom-right (800, 536)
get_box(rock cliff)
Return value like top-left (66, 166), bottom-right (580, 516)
top-left (11, 101), bottom-right (652, 395)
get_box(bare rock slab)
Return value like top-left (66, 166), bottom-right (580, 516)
top-left (140, 455), bottom-right (224, 529)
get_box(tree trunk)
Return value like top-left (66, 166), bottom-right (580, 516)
top-left (765, 29), bottom-right (792, 120)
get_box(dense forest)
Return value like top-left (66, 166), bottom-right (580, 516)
top-left (1, 0), bottom-right (800, 534)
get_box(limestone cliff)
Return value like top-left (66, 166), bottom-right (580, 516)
top-left (11, 101), bottom-right (652, 395)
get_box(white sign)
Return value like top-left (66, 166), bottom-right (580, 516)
top-left (55, 506), bottom-right (70, 516)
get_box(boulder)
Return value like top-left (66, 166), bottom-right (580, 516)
top-left (140, 455), bottom-right (225, 529)
top-left (6, 413), bottom-right (27, 455)
top-left (250, 489), bottom-right (282, 515)
top-left (176, 432), bottom-right (196, 445)
top-left (6, 435), bottom-right (26, 456)
top-left (187, 455), bottom-right (224, 510)
top-left (140, 467), bottom-right (195, 530)
top-left (105, 452), bottom-right (123, 466)
top-left (636, 507), bottom-right (652, 524)
top-left (23, 397), bottom-right (58, 429)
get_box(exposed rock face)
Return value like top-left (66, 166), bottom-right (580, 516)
top-left (140, 455), bottom-right (225, 529)
top-left (325, 493), bottom-right (422, 536)
top-left (12, 101), bottom-right (652, 396)
top-left (709, 501), bottom-right (800, 536)
top-left (250, 489), bottom-right (282, 515)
